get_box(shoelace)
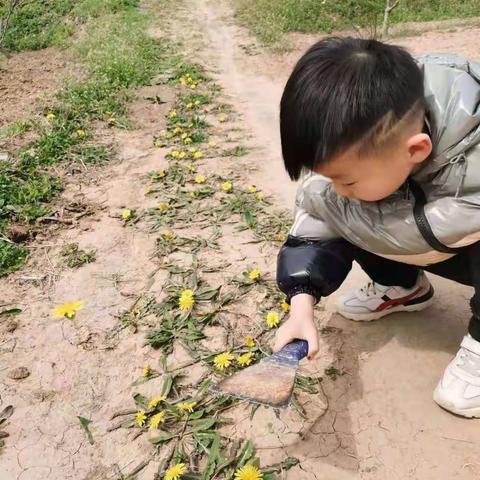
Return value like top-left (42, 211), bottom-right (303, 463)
top-left (456, 348), bottom-right (480, 376)
top-left (360, 281), bottom-right (378, 297)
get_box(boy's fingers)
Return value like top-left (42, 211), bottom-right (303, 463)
top-left (273, 333), bottom-right (293, 353)
top-left (307, 337), bottom-right (319, 360)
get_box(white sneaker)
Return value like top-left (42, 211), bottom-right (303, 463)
top-left (434, 334), bottom-right (480, 418)
top-left (336, 272), bottom-right (434, 322)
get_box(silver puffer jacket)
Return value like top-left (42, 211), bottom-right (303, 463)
top-left (290, 53), bottom-right (480, 266)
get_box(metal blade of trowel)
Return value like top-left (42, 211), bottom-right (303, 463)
top-left (211, 339), bottom-right (309, 409)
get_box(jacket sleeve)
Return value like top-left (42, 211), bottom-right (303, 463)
top-left (276, 172), bottom-right (353, 304)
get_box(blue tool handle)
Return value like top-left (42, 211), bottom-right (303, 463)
top-left (269, 339), bottom-right (309, 363)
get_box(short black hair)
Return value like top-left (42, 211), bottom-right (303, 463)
top-left (280, 36), bottom-right (426, 180)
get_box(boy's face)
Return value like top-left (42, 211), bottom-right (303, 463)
top-left (314, 131), bottom-right (432, 202)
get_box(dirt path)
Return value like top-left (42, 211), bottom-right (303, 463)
top-left (1, 1), bottom-right (480, 479)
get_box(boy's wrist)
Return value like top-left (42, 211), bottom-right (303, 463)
top-left (290, 294), bottom-right (315, 320)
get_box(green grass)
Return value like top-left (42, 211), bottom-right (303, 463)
top-left (0, 0), bottom-right (140, 52)
top-left (235, 0), bottom-right (480, 47)
top-left (1, 0), bottom-right (75, 51)
top-left (0, 121), bottom-right (32, 142)
top-left (0, 5), bottom-right (169, 276)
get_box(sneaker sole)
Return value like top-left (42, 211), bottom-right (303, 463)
top-left (433, 393), bottom-right (480, 418)
top-left (337, 286), bottom-right (435, 322)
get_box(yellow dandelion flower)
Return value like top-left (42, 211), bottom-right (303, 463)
top-left (187, 122), bottom-right (193, 128)
top-left (136, 410), bottom-right (146, 427)
top-left (190, 84), bottom-right (197, 90)
top-left (214, 351), bottom-right (234, 370)
top-left (149, 411), bottom-right (166, 430)
top-left (219, 115), bottom-right (226, 123)
top-left (171, 150), bottom-right (180, 158)
top-left (237, 351), bottom-right (254, 367)
top-left (222, 181), bottom-right (233, 192)
top-left (186, 102), bottom-right (194, 109)
top-left (194, 100), bottom-right (200, 105)
top-left (245, 336), bottom-right (255, 348)
top-left (277, 233), bottom-right (286, 242)
top-left (168, 110), bottom-right (177, 119)
top-left (178, 151), bottom-right (186, 159)
top-left (179, 289), bottom-right (195, 311)
top-left (188, 147), bottom-right (197, 153)
top-left (173, 127), bottom-right (181, 134)
top-left (158, 203), bottom-right (169, 212)
top-left (148, 395), bottom-right (167, 409)
top-left (76, 129), bottom-right (86, 137)
top-left (184, 137), bottom-right (193, 144)
top-left (208, 140), bottom-right (217, 147)
top-left (143, 363), bottom-right (152, 377)
top-left (158, 170), bottom-right (166, 178)
top-left (122, 209), bottom-right (132, 220)
top-left (280, 299), bottom-right (290, 313)
top-left (177, 401), bottom-right (197, 413)
top-left (162, 232), bottom-right (175, 240)
top-left (181, 133), bottom-right (188, 140)
top-left (189, 191), bottom-right (196, 198)
top-left (108, 116), bottom-right (116, 124)
top-left (266, 311), bottom-right (280, 329)
top-left (195, 174), bottom-right (206, 184)
top-left (146, 186), bottom-right (153, 194)
top-left (247, 185), bottom-right (257, 193)
top-left (187, 163), bottom-right (196, 173)
top-left (256, 192), bottom-right (265, 201)
top-left (234, 464), bottom-right (263, 480)
top-left (166, 132), bottom-right (173, 139)
top-left (52, 300), bottom-right (84, 319)
top-left (248, 269), bottom-right (260, 281)
top-left (164, 463), bottom-right (186, 480)
top-left (193, 151), bottom-right (203, 159)
top-left (46, 113), bottom-right (56, 121)
top-left (132, 307), bottom-right (139, 316)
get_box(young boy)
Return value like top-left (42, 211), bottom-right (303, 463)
top-left (274, 36), bottom-right (480, 418)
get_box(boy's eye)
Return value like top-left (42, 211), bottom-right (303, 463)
top-left (344, 182), bottom-right (356, 186)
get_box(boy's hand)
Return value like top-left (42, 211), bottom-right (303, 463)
top-left (273, 293), bottom-right (319, 360)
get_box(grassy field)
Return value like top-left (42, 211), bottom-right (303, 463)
top-left (234, 0), bottom-right (480, 47)
top-left (0, 0), bottom-right (169, 275)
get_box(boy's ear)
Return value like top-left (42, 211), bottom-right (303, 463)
top-left (407, 133), bottom-right (432, 164)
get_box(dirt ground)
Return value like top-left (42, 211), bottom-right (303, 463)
top-left (1, 1), bottom-right (480, 479)
top-left (0, 47), bottom-right (78, 128)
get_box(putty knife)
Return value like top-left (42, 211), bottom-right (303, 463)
top-left (211, 339), bottom-right (309, 409)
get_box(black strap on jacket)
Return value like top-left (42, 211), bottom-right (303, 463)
top-left (408, 178), bottom-right (462, 254)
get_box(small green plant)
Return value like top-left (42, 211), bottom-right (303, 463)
top-left (61, 243), bottom-right (96, 268)
top-left (0, 241), bottom-right (28, 277)
top-left (324, 366), bottom-right (345, 381)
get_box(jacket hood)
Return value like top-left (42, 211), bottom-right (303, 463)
top-left (415, 53), bottom-right (480, 177)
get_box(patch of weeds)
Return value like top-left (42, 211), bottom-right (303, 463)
top-left (324, 366), bottom-right (345, 381)
top-left (61, 243), bottom-right (96, 268)
top-left (0, 156), bottom-right (63, 223)
top-left (0, 121), bottom-right (32, 141)
top-left (154, 229), bottom-right (221, 258)
top-left (295, 374), bottom-right (323, 394)
top-left (178, 92), bottom-right (211, 108)
top-left (1, 0), bottom-right (75, 51)
top-left (72, 0), bottom-right (139, 21)
top-left (221, 145), bottom-right (249, 157)
top-left (0, 241), bottom-right (28, 277)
